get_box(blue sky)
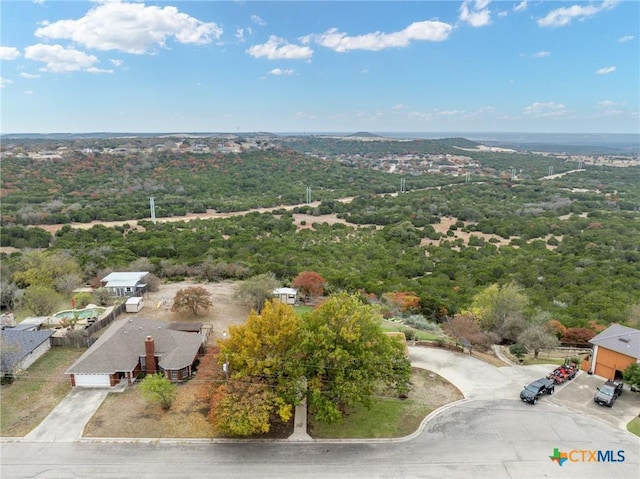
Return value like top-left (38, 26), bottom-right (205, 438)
top-left (1, 0), bottom-right (638, 134)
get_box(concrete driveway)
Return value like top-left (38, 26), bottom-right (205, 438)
top-left (549, 373), bottom-right (640, 430)
top-left (24, 388), bottom-right (109, 442)
top-left (409, 346), bottom-right (572, 401)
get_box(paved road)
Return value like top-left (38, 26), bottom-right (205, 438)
top-left (2, 346), bottom-right (638, 478)
top-left (1, 399), bottom-right (637, 478)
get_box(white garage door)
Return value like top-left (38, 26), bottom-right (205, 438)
top-left (74, 374), bottom-right (111, 387)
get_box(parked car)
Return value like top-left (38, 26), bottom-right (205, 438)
top-left (630, 384), bottom-right (640, 393)
top-left (520, 378), bottom-right (555, 404)
top-left (594, 380), bottom-right (623, 407)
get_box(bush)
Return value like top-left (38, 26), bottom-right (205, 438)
top-left (402, 327), bottom-right (416, 341)
top-left (509, 343), bottom-right (527, 360)
top-left (72, 292), bottom-right (94, 308)
top-left (403, 315), bottom-right (442, 333)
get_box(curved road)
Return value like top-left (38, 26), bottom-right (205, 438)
top-left (1, 347), bottom-right (637, 479)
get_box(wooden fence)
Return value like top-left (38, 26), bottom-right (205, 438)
top-left (50, 301), bottom-right (127, 348)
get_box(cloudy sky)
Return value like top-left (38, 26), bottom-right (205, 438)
top-left (1, 0), bottom-right (638, 134)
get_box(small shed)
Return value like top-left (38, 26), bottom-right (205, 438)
top-left (273, 287), bottom-right (298, 305)
top-left (125, 296), bottom-right (144, 313)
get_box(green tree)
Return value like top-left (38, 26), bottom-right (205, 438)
top-left (471, 282), bottom-right (529, 342)
top-left (300, 293), bottom-right (411, 423)
top-left (171, 286), bottom-right (213, 316)
top-left (517, 324), bottom-right (559, 359)
top-left (72, 292), bottom-right (94, 309)
top-left (12, 251), bottom-right (80, 291)
top-left (233, 273), bottom-right (281, 313)
top-left (211, 300), bottom-right (304, 436)
top-left (622, 363), bottom-right (640, 389)
top-left (0, 278), bottom-right (19, 310)
top-left (509, 343), bottom-right (527, 361)
top-left (93, 287), bottom-right (112, 306)
top-left (21, 285), bottom-right (60, 316)
top-left (139, 373), bottom-right (177, 410)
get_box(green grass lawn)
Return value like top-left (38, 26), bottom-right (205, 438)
top-left (627, 417), bottom-right (640, 437)
top-left (522, 357), bottom-right (566, 366)
top-left (309, 398), bottom-right (431, 439)
top-left (0, 347), bottom-right (84, 436)
top-left (293, 305), bottom-right (314, 317)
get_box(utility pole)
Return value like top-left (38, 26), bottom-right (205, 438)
top-left (149, 197), bottom-right (156, 224)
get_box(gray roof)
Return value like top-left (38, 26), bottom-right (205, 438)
top-left (101, 272), bottom-right (148, 288)
top-left (66, 317), bottom-right (202, 375)
top-left (1, 329), bottom-right (54, 372)
top-left (590, 324), bottom-right (640, 359)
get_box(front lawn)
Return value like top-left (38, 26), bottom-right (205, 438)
top-left (627, 417), bottom-right (640, 437)
top-left (308, 368), bottom-right (462, 438)
top-left (0, 347), bottom-right (84, 436)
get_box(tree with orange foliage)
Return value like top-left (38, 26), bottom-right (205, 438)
top-left (383, 291), bottom-right (420, 314)
top-left (291, 271), bottom-right (327, 302)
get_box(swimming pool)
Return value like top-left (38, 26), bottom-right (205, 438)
top-left (53, 307), bottom-right (106, 321)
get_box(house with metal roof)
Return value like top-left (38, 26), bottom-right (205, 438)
top-left (65, 317), bottom-right (203, 388)
top-left (100, 271), bottom-right (149, 297)
top-left (0, 329), bottom-right (54, 377)
top-left (588, 324), bottom-right (640, 380)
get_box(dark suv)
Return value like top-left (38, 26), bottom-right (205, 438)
top-left (520, 378), bottom-right (555, 404)
top-left (594, 380), bottom-right (623, 407)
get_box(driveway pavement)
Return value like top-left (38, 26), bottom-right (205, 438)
top-left (549, 372), bottom-right (640, 430)
top-left (24, 388), bottom-right (110, 442)
top-left (409, 346), bottom-right (568, 400)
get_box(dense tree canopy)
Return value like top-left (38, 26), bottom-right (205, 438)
top-left (300, 293), bottom-right (411, 423)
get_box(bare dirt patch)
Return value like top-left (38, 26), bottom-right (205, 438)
top-left (139, 280), bottom-right (251, 342)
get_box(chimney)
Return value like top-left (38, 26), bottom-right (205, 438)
top-left (145, 336), bottom-right (156, 374)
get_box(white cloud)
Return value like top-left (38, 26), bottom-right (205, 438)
top-left (596, 66), bottom-right (616, 75)
top-left (532, 51), bottom-right (551, 58)
top-left (392, 104), bottom-right (408, 110)
top-left (459, 0), bottom-right (492, 27)
top-left (251, 15), bottom-right (266, 26)
top-left (0, 46), bottom-right (21, 60)
top-left (24, 43), bottom-right (99, 72)
top-left (20, 72), bottom-right (41, 79)
top-left (247, 36), bottom-right (313, 60)
top-left (514, 1), bottom-right (527, 12)
top-left (598, 100), bottom-right (623, 108)
top-left (86, 67), bottom-right (114, 74)
top-left (109, 59), bottom-right (123, 67)
top-left (33, 0), bottom-right (45, 4)
top-left (307, 20), bottom-right (452, 53)
top-left (537, 0), bottom-right (618, 28)
top-left (268, 68), bottom-right (294, 76)
top-left (235, 28), bottom-right (245, 42)
top-left (618, 35), bottom-right (634, 43)
top-left (34, 0), bottom-right (222, 54)
top-left (523, 102), bottom-right (568, 118)
top-left (24, 90), bottom-right (34, 95)
top-left (0, 77), bottom-right (13, 88)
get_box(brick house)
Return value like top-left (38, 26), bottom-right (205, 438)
top-left (66, 317), bottom-right (203, 388)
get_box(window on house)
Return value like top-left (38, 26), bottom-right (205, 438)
top-left (170, 370), bottom-right (178, 380)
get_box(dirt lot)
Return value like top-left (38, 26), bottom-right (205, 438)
top-left (83, 280), bottom-right (463, 439)
top-left (139, 280), bottom-right (251, 344)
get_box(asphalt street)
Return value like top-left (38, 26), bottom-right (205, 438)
top-left (1, 346), bottom-right (638, 479)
